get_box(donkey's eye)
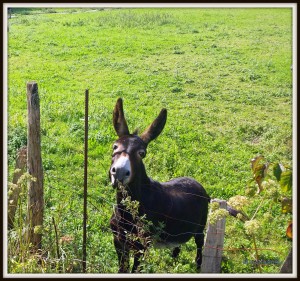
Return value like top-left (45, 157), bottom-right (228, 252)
top-left (138, 150), bottom-right (146, 158)
top-left (113, 144), bottom-right (118, 150)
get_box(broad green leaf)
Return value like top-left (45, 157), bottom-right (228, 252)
top-left (280, 170), bottom-right (293, 192)
top-left (250, 156), bottom-right (269, 193)
top-left (273, 162), bottom-right (284, 182)
top-left (250, 155), bottom-right (264, 173)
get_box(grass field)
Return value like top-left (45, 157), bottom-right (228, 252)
top-left (7, 7), bottom-right (293, 274)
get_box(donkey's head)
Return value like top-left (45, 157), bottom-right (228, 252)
top-left (109, 98), bottom-right (167, 188)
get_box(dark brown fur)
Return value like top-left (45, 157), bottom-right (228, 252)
top-left (109, 98), bottom-right (210, 273)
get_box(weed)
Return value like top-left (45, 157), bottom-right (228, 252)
top-left (8, 126), bottom-right (27, 164)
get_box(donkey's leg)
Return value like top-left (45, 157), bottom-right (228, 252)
top-left (194, 231), bottom-right (205, 270)
top-left (131, 251), bottom-right (143, 273)
top-left (171, 246), bottom-right (181, 258)
top-left (118, 249), bottom-right (130, 273)
top-left (113, 238), bottom-right (130, 273)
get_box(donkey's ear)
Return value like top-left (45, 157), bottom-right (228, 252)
top-left (140, 108), bottom-right (167, 145)
top-left (113, 98), bottom-right (130, 137)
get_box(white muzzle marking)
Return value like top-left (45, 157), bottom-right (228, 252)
top-left (111, 155), bottom-right (131, 186)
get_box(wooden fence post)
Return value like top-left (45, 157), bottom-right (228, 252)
top-left (8, 146), bottom-right (27, 229)
top-left (26, 81), bottom-right (44, 251)
top-left (201, 199), bottom-right (227, 273)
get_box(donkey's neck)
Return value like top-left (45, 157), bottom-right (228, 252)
top-left (117, 164), bottom-right (151, 203)
top-left (129, 165), bottom-right (151, 201)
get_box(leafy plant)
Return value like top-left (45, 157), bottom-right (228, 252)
top-left (225, 156), bottom-right (292, 272)
top-left (8, 126), bottom-right (27, 164)
top-left (8, 172), bottom-right (36, 272)
top-left (118, 184), bottom-right (166, 272)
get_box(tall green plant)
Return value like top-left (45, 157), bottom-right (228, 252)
top-left (8, 172), bottom-right (36, 272)
top-left (226, 156), bottom-right (292, 272)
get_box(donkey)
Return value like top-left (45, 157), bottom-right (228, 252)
top-left (109, 98), bottom-right (215, 273)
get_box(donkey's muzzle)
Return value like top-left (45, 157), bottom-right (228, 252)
top-left (110, 155), bottom-right (131, 187)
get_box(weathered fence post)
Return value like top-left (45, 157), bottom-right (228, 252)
top-left (8, 146), bottom-right (27, 229)
top-left (26, 81), bottom-right (44, 251)
top-left (201, 199), bottom-right (227, 273)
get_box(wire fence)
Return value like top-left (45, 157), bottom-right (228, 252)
top-left (7, 152), bottom-right (287, 274)
top-left (40, 168), bottom-right (285, 271)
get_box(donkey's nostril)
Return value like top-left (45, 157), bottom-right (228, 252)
top-left (111, 167), bottom-right (116, 173)
top-left (125, 171), bottom-right (130, 177)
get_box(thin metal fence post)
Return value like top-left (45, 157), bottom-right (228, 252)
top-left (83, 89), bottom-right (89, 273)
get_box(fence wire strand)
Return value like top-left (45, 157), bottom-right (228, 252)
top-left (42, 170), bottom-right (285, 257)
top-left (7, 158), bottom-right (284, 273)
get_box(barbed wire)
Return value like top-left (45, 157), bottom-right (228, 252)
top-left (7, 164), bottom-right (285, 274)
top-left (43, 170), bottom-right (284, 254)
top-left (44, 170), bottom-right (210, 229)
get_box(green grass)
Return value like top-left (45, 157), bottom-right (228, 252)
top-left (7, 8), bottom-right (293, 274)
